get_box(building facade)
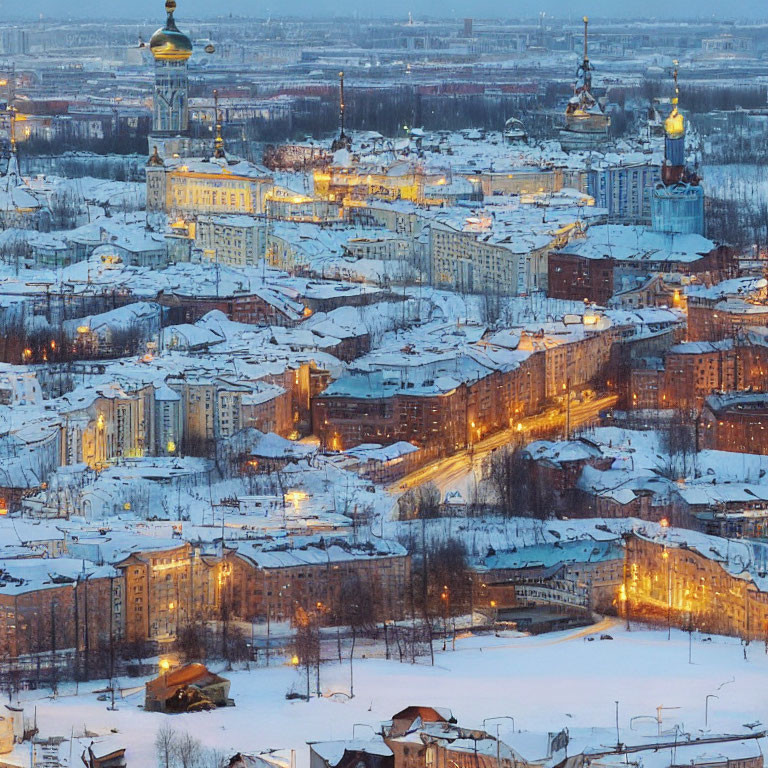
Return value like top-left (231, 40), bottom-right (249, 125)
top-left (623, 532), bottom-right (768, 640)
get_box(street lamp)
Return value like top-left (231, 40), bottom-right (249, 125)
top-left (656, 705), bottom-right (681, 736)
top-left (483, 716), bottom-right (516, 768)
top-left (630, 715), bottom-right (657, 731)
top-left (705, 694), bottom-right (719, 729)
top-left (483, 715), bottom-right (515, 733)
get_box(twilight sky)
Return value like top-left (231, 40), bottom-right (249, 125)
top-left (7, 0), bottom-right (768, 20)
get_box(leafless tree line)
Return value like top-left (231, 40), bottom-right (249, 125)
top-left (155, 722), bottom-right (227, 768)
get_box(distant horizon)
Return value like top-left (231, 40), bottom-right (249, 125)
top-left (6, 0), bottom-right (768, 24)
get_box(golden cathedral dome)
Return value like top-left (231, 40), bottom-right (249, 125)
top-left (664, 102), bottom-right (685, 139)
top-left (150, 0), bottom-right (193, 61)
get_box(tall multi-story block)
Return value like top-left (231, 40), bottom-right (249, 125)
top-left (429, 219), bottom-right (553, 295)
top-left (195, 214), bottom-right (262, 266)
top-left (587, 162), bottom-right (660, 221)
top-left (154, 384), bottom-right (183, 456)
top-left (113, 541), bottom-right (221, 643)
top-left (58, 384), bottom-right (145, 468)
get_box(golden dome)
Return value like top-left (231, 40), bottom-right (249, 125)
top-left (150, 0), bottom-right (192, 61)
top-left (664, 102), bottom-right (685, 138)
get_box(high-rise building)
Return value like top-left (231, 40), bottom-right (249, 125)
top-left (148, 0), bottom-right (192, 158)
top-left (651, 61), bottom-right (705, 235)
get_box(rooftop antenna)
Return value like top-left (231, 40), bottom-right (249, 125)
top-left (213, 89), bottom-right (225, 159)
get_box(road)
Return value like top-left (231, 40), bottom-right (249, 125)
top-left (390, 393), bottom-right (618, 495)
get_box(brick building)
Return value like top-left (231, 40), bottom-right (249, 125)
top-left (628, 358), bottom-right (665, 410)
top-left (312, 350), bottom-right (548, 454)
top-left (661, 340), bottom-right (739, 412)
top-left (548, 252), bottom-right (614, 305)
top-left (223, 537), bottom-right (410, 623)
top-left (700, 392), bottom-right (768, 455)
top-left (627, 337), bottom-right (768, 412)
top-left (623, 531), bottom-right (768, 639)
top-left (687, 298), bottom-right (768, 342)
top-left (312, 371), bottom-right (469, 453)
top-left (158, 288), bottom-right (305, 327)
top-left (524, 437), bottom-right (613, 511)
top-left (314, 319), bottom-right (619, 454)
top-left (516, 323), bottom-right (617, 399)
top-left (548, 225), bottom-right (734, 305)
top-left (0, 558), bottom-right (116, 658)
top-left (113, 542), bottom-right (222, 643)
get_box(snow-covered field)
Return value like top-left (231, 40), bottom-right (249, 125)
top-left (15, 621), bottom-right (768, 766)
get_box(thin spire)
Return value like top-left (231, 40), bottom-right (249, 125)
top-left (672, 58), bottom-right (679, 105)
top-left (331, 71), bottom-right (351, 151)
top-left (8, 103), bottom-right (16, 156)
top-left (213, 89), bottom-right (225, 159)
top-left (581, 16), bottom-right (591, 93)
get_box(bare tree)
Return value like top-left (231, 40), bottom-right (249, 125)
top-left (658, 410), bottom-right (697, 480)
top-left (155, 722), bottom-right (177, 768)
top-left (174, 731), bottom-right (203, 768)
top-left (292, 606), bottom-right (321, 700)
top-left (397, 482), bottom-right (441, 520)
top-left (337, 573), bottom-right (376, 698)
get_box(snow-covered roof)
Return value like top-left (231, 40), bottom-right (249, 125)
top-left (481, 539), bottom-right (623, 572)
top-left (311, 740), bottom-right (393, 767)
top-left (560, 224), bottom-right (716, 263)
top-left (0, 557), bottom-right (116, 595)
top-left (232, 536), bottom-right (406, 570)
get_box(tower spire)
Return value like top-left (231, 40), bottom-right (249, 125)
top-left (213, 89), bottom-right (225, 159)
top-left (149, 0), bottom-right (192, 141)
top-left (331, 71), bottom-right (352, 152)
top-left (8, 103), bottom-right (16, 156)
top-left (662, 58), bottom-right (686, 185)
top-left (581, 16), bottom-right (591, 93)
top-left (672, 58), bottom-right (679, 106)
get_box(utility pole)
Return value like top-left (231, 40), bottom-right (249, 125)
top-left (108, 575), bottom-right (117, 710)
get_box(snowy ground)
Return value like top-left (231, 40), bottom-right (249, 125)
top-left (13, 621), bottom-right (768, 767)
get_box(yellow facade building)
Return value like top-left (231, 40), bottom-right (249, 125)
top-left (146, 155), bottom-right (273, 218)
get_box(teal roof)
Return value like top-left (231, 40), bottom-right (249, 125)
top-left (482, 539), bottom-right (624, 571)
